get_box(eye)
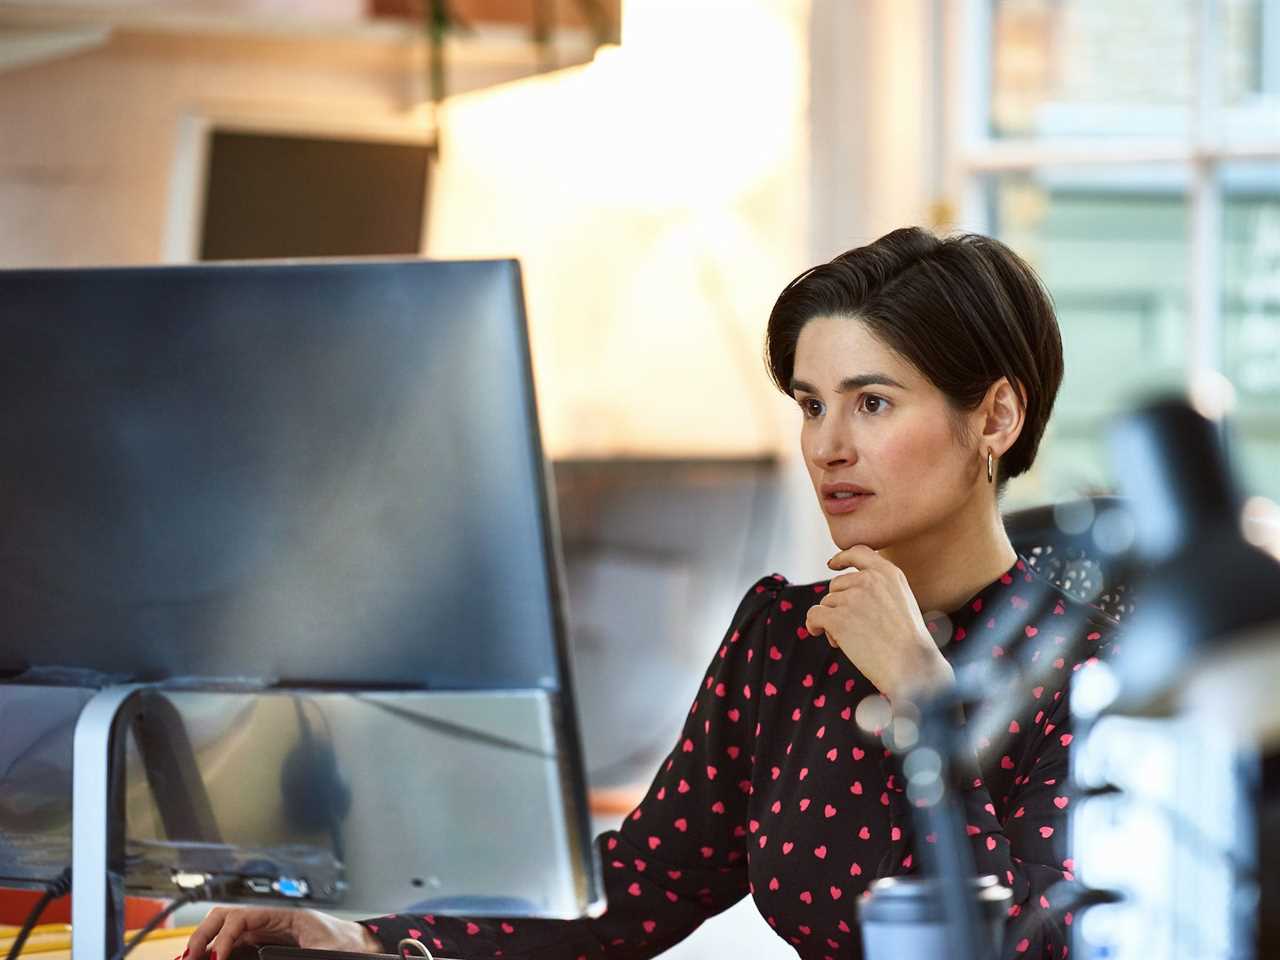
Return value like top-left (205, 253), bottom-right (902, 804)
top-left (797, 396), bottom-right (824, 419)
top-left (860, 394), bottom-right (889, 414)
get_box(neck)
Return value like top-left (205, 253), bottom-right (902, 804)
top-left (878, 493), bottom-right (1018, 615)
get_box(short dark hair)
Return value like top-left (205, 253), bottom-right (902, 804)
top-left (764, 227), bottom-right (1063, 486)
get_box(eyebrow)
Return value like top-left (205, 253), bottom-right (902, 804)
top-left (789, 373), bottom-right (908, 395)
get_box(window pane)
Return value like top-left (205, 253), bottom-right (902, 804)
top-left (990, 0), bottom-right (1194, 139)
top-left (985, 169), bottom-right (1190, 506)
top-left (1223, 0), bottom-right (1280, 141)
top-left (1223, 163), bottom-right (1280, 501)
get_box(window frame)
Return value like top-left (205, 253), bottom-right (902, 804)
top-left (945, 0), bottom-right (1280, 392)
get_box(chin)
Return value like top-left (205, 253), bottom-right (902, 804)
top-left (826, 519), bottom-right (889, 552)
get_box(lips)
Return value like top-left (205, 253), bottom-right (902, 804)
top-left (820, 482), bottom-right (872, 497)
top-left (819, 496), bottom-right (870, 519)
top-left (820, 484), bottom-right (873, 515)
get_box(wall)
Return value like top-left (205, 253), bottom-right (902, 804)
top-left (0, 9), bottom-right (588, 266)
top-left (424, 0), bottom-right (812, 463)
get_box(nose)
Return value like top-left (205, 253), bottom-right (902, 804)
top-left (809, 415), bottom-right (856, 469)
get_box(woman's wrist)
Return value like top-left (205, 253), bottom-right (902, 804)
top-left (342, 920), bottom-right (386, 955)
top-left (888, 642), bottom-right (955, 706)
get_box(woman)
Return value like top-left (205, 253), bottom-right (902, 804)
top-left (184, 227), bottom-right (1114, 960)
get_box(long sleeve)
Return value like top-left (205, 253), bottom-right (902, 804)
top-left (359, 575), bottom-right (783, 960)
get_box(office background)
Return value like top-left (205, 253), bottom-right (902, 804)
top-left (1, 1), bottom-right (1277, 956)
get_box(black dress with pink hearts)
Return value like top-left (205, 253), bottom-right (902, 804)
top-left (360, 554), bottom-right (1114, 960)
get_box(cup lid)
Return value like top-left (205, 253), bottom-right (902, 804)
top-left (857, 874), bottom-right (1012, 924)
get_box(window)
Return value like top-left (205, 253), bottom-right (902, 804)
top-left (951, 4), bottom-right (1279, 959)
top-left (954, 0), bottom-right (1280, 510)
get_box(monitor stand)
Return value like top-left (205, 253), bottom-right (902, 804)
top-left (72, 684), bottom-right (146, 960)
top-left (71, 685), bottom-right (225, 960)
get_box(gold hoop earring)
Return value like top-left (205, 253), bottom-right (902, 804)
top-left (987, 450), bottom-right (994, 484)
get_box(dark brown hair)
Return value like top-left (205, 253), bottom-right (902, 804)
top-left (764, 227), bottom-right (1063, 487)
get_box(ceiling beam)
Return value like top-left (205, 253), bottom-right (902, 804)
top-left (0, 24), bottom-right (111, 73)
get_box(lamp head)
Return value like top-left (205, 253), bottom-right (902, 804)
top-left (1107, 396), bottom-right (1280, 742)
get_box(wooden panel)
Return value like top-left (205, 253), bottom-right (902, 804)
top-left (369, 0), bottom-right (620, 34)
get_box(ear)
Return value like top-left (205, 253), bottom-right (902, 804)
top-left (978, 376), bottom-right (1026, 460)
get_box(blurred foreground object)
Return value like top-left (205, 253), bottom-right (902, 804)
top-left (1063, 395), bottom-right (1273, 959)
top-left (1106, 396), bottom-right (1280, 745)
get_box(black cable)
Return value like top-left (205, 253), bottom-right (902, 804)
top-left (4, 866), bottom-right (71, 960)
top-left (109, 876), bottom-right (231, 960)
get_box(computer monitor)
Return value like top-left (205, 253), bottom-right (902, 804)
top-left (0, 259), bottom-right (602, 920)
top-left (1, 259), bottom-right (575, 691)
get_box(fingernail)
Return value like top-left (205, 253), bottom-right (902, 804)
top-left (210, 951), bottom-right (218, 960)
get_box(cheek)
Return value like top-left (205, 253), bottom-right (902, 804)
top-left (873, 421), bottom-right (960, 480)
top-left (799, 423), bottom-right (820, 466)
top-left (801, 437), bottom-right (822, 486)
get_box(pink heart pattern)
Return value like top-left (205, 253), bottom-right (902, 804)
top-left (359, 559), bottom-right (1112, 959)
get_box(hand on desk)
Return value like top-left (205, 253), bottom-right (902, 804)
top-left (183, 907), bottom-right (381, 960)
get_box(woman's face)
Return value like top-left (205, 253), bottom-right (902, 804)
top-left (792, 314), bottom-right (984, 551)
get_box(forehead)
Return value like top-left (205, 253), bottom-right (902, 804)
top-left (792, 315), bottom-right (915, 384)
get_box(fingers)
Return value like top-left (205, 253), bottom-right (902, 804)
top-left (819, 586), bottom-right (855, 609)
top-left (807, 605), bottom-right (843, 650)
top-left (827, 570), bottom-right (862, 593)
top-left (185, 907), bottom-right (229, 960)
top-left (185, 908), bottom-right (293, 960)
top-left (827, 544), bottom-right (883, 573)
top-left (805, 603), bottom-right (830, 638)
top-left (205, 909), bottom-right (253, 960)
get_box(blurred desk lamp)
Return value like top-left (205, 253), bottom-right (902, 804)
top-left (902, 394), bottom-right (1280, 960)
top-left (1105, 396), bottom-right (1280, 742)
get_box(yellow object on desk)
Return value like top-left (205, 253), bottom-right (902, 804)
top-left (0, 923), bottom-right (195, 959)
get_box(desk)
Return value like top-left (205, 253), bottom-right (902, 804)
top-left (0, 923), bottom-right (192, 960)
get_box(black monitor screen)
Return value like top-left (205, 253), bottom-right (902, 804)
top-left (0, 259), bottom-right (567, 692)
